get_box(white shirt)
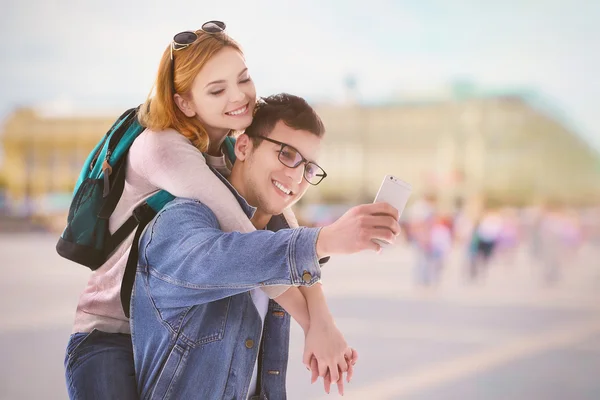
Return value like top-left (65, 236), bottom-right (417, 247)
top-left (248, 288), bottom-right (269, 398)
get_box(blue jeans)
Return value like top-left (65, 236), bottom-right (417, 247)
top-left (64, 329), bottom-right (138, 400)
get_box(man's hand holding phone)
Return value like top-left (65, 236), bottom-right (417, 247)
top-left (316, 202), bottom-right (401, 257)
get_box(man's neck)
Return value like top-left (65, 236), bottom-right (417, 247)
top-left (251, 211), bottom-right (271, 230)
top-left (226, 170), bottom-right (272, 230)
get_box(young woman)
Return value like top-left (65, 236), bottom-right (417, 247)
top-left (64, 21), bottom-right (354, 399)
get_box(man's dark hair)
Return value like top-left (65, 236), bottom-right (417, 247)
top-left (244, 93), bottom-right (325, 145)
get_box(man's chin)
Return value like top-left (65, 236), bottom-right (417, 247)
top-left (260, 195), bottom-right (297, 217)
top-left (263, 203), bottom-right (287, 217)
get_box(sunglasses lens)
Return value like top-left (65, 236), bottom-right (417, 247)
top-left (173, 31), bottom-right (198, 49)
top-left (202, 20), bottom-right (226, 33)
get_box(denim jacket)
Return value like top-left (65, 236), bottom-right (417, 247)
top-left (131, 172), bottom-right (324, 400)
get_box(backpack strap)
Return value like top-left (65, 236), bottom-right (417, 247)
top-left (96, 108), bottom-right (139, 198)
top-left (120, 202), bottom-right (156, 318)
top-left (98, 145), bottom-right (132, 257)
top-left (119, 190), bottom-right (175, 317)
top-left (106, 108), bottom-right (139, 153)
top-left (89, 107), bottom-right (136, 172)
top-left (105, 215), bottom-right (138, 256)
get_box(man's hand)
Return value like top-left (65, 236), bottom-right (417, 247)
top-left (316, 202), bottom-right (401, 257)
top-left (302, 317), bottom-right (351, 386)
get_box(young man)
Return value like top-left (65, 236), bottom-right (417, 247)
top-left (131, 94), bottom-right (400, 399)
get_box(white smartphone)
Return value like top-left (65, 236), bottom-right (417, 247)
top-left (372, 175), bottom-right (413, 247)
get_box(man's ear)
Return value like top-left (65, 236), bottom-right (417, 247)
top-left (173, 94), bottom-right (196, 118)
top-left (234, 134), bottom-right (253, 161)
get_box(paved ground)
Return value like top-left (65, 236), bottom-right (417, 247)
top-left (1, 233), bottom-right (599, 399)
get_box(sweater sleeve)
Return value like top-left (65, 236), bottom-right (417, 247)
top-left (130, 129), bottom-right (289, 298)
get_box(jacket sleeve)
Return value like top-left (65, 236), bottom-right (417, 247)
top-left (139, 200), bottom-right (322, 308)
top-left (130, 129), bottom-right (291, 299)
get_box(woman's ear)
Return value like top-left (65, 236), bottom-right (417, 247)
top-left (234, 134), bottom-right (252, 161)
top-left (173, 94), bottom-right (196, 117)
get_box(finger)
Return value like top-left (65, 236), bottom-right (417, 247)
top-left (368, 227), bottom-right (397, 245)
top-left (323, 371), bottom-right (331, 394)
top-left (346, 362), bottom-right (354, 383)
top-left (337, 366), bottom-right (345, 396)
top-left (329, 362), bottom-right (340, 384)
top-left (366, 216), bottom-right (401, 238)
top-left (344, 347), bottom-right (353, 362)
top-left (302, 350), bottom-right (313, 368)
top-left (338, 356), bottom-right (349, 373)
top-left (363, 236), bottom-right (382, 252)
top-left (371, 215), bottom-right (402, 235)
top-left (350, 348), bottom-right (359, 365)
top-left (318, 361), bottom-right (328, 379)
top-left (310, 357), bottom-right (319, 384)
top-left (390, 221), bottom-right (403, 236)
top-left (369, 202), bottom-right (400, 220)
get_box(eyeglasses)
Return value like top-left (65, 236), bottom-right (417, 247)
top-left (256, 136), bottom-right (327, 186)
top-left (170, 21), bottom-right (226, 93)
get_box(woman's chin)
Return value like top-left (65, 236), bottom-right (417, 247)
top-left (228, 116), bottom-right (253, 131)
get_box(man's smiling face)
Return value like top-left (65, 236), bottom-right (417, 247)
top-left (235, 120), bottom-right (323, 216)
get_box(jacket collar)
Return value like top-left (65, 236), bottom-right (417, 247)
top-left (209, 166), bottom-right (257, 220)
top-left (209, 166), bottom-right (294, 230)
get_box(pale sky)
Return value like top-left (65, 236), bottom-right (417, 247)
top-left (1, 0), bottom-right (599, 152)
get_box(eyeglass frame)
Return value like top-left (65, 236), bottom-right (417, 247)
top-left (255, 135), bottom-right (328, 186)
top-left (170, 21), bottom-right (226, 94)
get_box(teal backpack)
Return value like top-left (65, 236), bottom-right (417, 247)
top-left (56, 106), bottom-right (237, 316)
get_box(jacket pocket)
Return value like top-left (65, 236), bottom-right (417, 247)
top-left (180, 296), bottom-right (232, 346)
top-left (149, 343), bottom-right (189, 400)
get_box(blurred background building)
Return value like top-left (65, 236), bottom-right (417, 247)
top-left (2, 85), bottom-right (599, 229)
top-left (0, 109), bottom-right (113, 227)
top-left (311, 87), bottom-right (600, 207)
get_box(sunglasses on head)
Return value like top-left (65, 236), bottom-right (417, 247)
top-left (170, 20), bottom-right (226, 93)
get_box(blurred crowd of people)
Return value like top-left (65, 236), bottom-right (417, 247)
top-left (296, 194), bottom-right (599, 289)
top-left (401, 196), bottom-right (600, 288)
